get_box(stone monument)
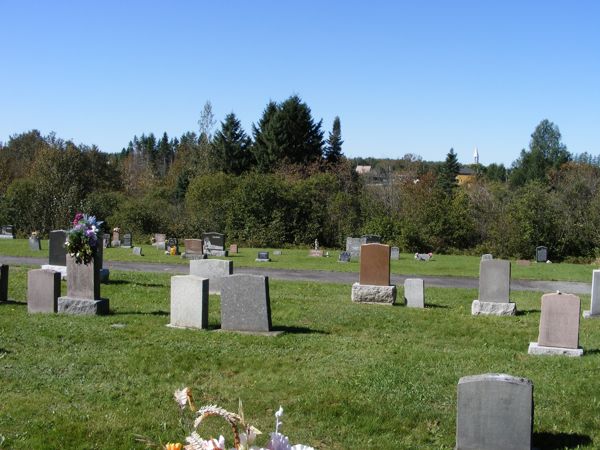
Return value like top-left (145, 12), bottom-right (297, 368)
top-left (168, 275), bottom-right (209, 329)
top-left (404, 278), bottom-right (424, 308)
top-left (472, 259), bottom-right (516, 316)
top-left (189, 259), bottom-right (233, 295)
top-left (27, 269), bottom-right (61, 313)
top-left (351, 243), bottom-right (396, 304)
top-left (583, 270), bottom-right (600, 318)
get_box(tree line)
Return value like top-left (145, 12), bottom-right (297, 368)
top-left (1, 97), bottom-right (599, 261)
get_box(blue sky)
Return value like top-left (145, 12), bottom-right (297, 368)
top-left (1, 1), bottom-right (598, 166)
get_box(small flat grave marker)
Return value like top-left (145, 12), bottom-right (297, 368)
top-left (256, 251), bottom-right (271, 262)
top-left (132, 247), bottom-right (143, 256)
top-left (338, 251), bottom-right (351, 263)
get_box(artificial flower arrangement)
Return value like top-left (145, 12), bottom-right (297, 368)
top-left (140, 388), bottom-right (314, 450)
top-left (65, 213), bottom-right (103, 264)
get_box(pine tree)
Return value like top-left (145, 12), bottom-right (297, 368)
top-left (438, 148), bottom-right (460, 194)
top-left (251, 101), bottom-right (279, 172)
top-left (212, 113), bottom-right (253, 175)
top-left (325, 116), bottom-right (343, 163)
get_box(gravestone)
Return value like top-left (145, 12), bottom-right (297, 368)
top-left (309, 249), bottom-right (324, 257)
top-left (390, 247), bottom-right (400, 260)
top-left (256, 251), bottom-right (270, 262)
top-left (153, 233), bottom-right (166, 250)
top-left (415, 253), bottom-right (432, 261)
top-left (184, 239), bottom-right (205, 259)
top-left (338, 251), bottom-right (351, 263)
top-left (167, 238), bottom-right (179, 255)
top-left (456, 373), bottom-right (533, 450)
top-left (202, 232), bottom-right (228, 257)
top-left (132, 247), bottom-right (143, 256)
top-left (360, 234), bottom-right (381, 244)
top-left (111, 230), bottom-right (120, 247)
top-left (472, 259), bottom-right (516, 316)
top-left (352, 243), bottom-right (396, 304)
top-left (536, 246), bottom-right (548, 263)
top-left (29, 235), bottom-right (41, 251)
top-left (404, 278), bottom-right (424, 308)
top-left (346, 237), bottom-right (362, 259)
top-left (528, 292), bottom-right (582, 356)
top-left (103, 233), bottom-right (111, 248)
top-left (121, 232), bottom-right (132, 248)
top-left (516, 259), bottom-right (531, 266)
top-left (0, 265), bottom-right (8, 302)
top-left (27, 269), bottom-right (61, 313)
top-left (168, 275), bottom-right (209, 329)
top-left (481, 254), bottom-right (493, 261)
top-left (189, 259), bottom-right (233, 295)
top-left (220, 274), bottom-right (279, 334)
top-left (48, 230), bottom-right (67, 266)
top-left (0, 225), bottom-right (15, 239)
top-left (584, 270), bottom-right (600, 318)
top-left (58, 246), bottom-right (109, 315)
top-left (273, 250), bottom-right (282, 256)
top-left (229, 244), bottom-right (238, 254)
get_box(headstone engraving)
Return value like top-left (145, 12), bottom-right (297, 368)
top-left (184, 239), bottom-right (205, 259)
top-left (27, 269), bottom-right (61, 313)
top-left (472, 259), bottom-right (516, 316)
top-left (528, 292), bottom-right (582, 356)
top-left (390, 247), bottom-right (400, 260)
top-left (256, 251), bottom-right (270, 262)
top-left (404, 278), bottom-right (424, 308)
top-left (189, 259), bottom-right (233, 295)
top-left (220, 274), bottom-right (277, 334)
top-left (121, 232), bottom-right (132, 248)
top-left (338, 251), bottom-right (351, 263)
top-left (0, 265), bottom-right (8, 302)
top-left (169, 275), bottom-right (209, 329)
top-left (202, 232), bottom-right (228, 256)
top-left (583, 270), bottom-right (600, 318)
top-left (456, 373), bottom-right (533, 450)
top-left (352, 244), bottom-right (396, 304)
top-left (536, 246), bottom-right (548, 263)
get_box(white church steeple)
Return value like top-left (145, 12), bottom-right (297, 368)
top-left (473, 146), bottom-right (479, 165)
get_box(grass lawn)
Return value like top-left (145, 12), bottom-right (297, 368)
top-left (1, 239), bottom-right (598, 283)
top-left (1, 266), bottom-right (599, 448)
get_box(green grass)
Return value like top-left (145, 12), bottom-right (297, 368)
top-left (1, 266), bottom-right (599, 448)
top-left (1, 238), bottom-right (598, 282)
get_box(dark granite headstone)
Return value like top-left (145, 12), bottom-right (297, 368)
top-left (456, 373), bottom-right (533, 450)
top-left (221, 274), bottom-right (273, 333)
top-left (360, 234), bottom-right (381, 244)
top-left (339, 251), bottom-right (351, 263)
top-left (0, 225), bottom-right (15, 238)
top-left (167, 237), bottom-right (179, 255)
top-left (256, 251), bottom-right (270, 262)
top-left (49, 230), bottom-right (67, 266)
top-left (0, 265), bottom-right (8, 302)
top-left (536, 246), bottom-right (548, 263)
top-left (121, 232), bottom-right (132, 248)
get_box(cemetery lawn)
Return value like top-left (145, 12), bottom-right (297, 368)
top-left (1, 239), bottom-right (597, 282)
top-left (1, 266), bottom-right (600, 449)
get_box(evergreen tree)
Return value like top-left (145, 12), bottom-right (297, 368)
top-left (251, 101), bottom-right (279, 172)
top-left (325, 116), bottom-right (343, 163)
top-left (437, 148), bottom-right (460, 194)
top-left (212, 113), bottom-right (253, 175)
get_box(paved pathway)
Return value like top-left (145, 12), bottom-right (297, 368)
top-left (0, 255), bottom-right (591, 294)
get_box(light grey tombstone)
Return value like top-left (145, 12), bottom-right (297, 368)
top-left (273, 250), bottom-right (282, 256)
top-left (529, 292), bottom-right (582, 356)
top-left (132, 247), bottom-right (143, 256)
top-left (0, 264), bottom-right (8, 302)
top-left (404, 278), bottom-right (424, 308)
top-left (415, 253), bottom-right (432, 261)
top-left (346, 237), bottom-right (362, 259)
top-left (221, 274), bottom-right (280, 334)
top-left (456, 373), bottom-right (533, 450)
top-left (27, 269), bottom-right (61, 313)
top-left (189, 259), bottom-right (233, 295)
top-left (29, 236), bottom-right (41, 251)
top-left (169, 275), bottom-right (209, 329)
top-left (390, 247), bottom-right (400, 260)
top-left (481, 253), bottom-right (493, 261)
top-left (583, 270), bottom-right (600, 318)
top-left (472, 259), bottom-right (515, 316)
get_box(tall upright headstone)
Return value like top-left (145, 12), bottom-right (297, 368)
top-left (528, 292), bottom-right (582, 356)
top-left (202, 232), bottom-right (228, 257)
top-left (583, 270), bottom-right (600, 318)
top-left (189, 259), bottom-right (233, 295)
top-left (352, 243), bottom-right (396, 304)
top-left (27, 269), bottom-right (61, 313)
top-left (404, 278), bottom-right (424, 308)
top-left (121, 232), bottom-right (132, 248)
top-left (472, 259), bottom-right (516, 316)
top-left (169, 275), bottom-right (209, 329)
top-left (456, 373), bottom-right (533, 450)
top-left (153, 233), bottom-right (166, 250)
top-left (0, 264), bottom-right (8, 303)
top-left (184, 239), bottom-right (205, 259)
top-left (346, 237), bottom-right (362, 259)
top-left (48, 230), bottom-right (67, 266)
top-left (536, 246), bottom-right (548, 263)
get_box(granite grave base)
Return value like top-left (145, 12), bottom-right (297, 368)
top-left (351, 283), bottom-right (396, 305)
top-left (57, 297), bottom-right (109, 315)
top-left (583, 310), bottom-right (600, 319)
top-left (471, 300), bottom-right (516, 316)
top-left (528, 342), bottom-right (583, 357)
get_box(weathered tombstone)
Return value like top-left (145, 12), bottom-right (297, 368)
top-left (27, 269), bottom-right (61, 313)
top-left (415, 252), bottom-right (432, 261)
top-left (456, 373), bottom-right (533, 450)
top-left (472, 259), bottom-right (516, 316)
top-left (189, 259), bottom-right (233, 295)
top-left (346, 237), bottom-right (362, 259)
top-left (536, 245), bottom-right (548, 263)
top-left (390, 247), bottom-right (400, 260)
top-left (481, 253), bottom-right (493, 261)
top-left (360, 234), bottom-right (381, 244)
top-left (48, 230), bottom-right (67, 266)
top-left (220, 274), bottom-right (280, 334)
top-left (111, 229), bottom-right (120, 247)
top-left (103, 233), bottom-right (111, 248)
top-left (58, 246), bottom-right (109, 315)
top-left (167, 237), bottom-right (179, 255)
top-left (183, 239), bottom-right (205, 259)
top-left (584, 270), bottom-right (600, 318)
top-left (132, 247), bottom-right (143, 256)
top-left (168, 275), bottom-right (209, 329)
top-left (404, 278), bottom-right (424, 308)
top-left (256, 251), bottom-right (270, 262)
top-left (338, 251), bottom-right (351, 263)
top-left (0, 225), bottom-right (15, 239)
top-left (202, 232), bottom-right (228, 256)
top-left (528, 292), bottom-right (582, 356)
top-left (229, 244), bottom-right (238, 254)
top-left (121, 232), bottom-right (132, 248)
top-left (273, 250), bottom-right (282, 256)
top-left (309, 249), bottom-right (324, 257)
top-left (0, 265), bottom-right (8, 302)
top-left (153, 233), bottom-right (166, 250)
top-left (352, 243), bottom-right (396, 304)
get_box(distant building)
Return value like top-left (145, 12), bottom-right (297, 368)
top-left (456, 166), bottom-right (476, 185)
top-left (355, 165), bottom-right (372, 174)
top-left (473, 146), bottom-right (479, 165)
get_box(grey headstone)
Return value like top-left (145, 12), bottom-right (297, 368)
top-left (415, 253), bottom-right (432, 261)
top-left (189, 259), bottom-right (233, 295)
top-left (404, 278), bottom-right (424, 308)
top-left (478, 259), bottom-right (510, 303)
top-left (132, 247), bottom-right (143, 256)
top-left (27, 269), bottom-right (61, 313)
top-left (584, 270), bottom-right (600, 318)
top-left (0, 265), bottom-right (8, 302)
top-left (169, 275), bottom-right (209, 329)
top-left (29, 236), bottom-right (41, 251)
top-left (536, 292), bottom-right (580, 349)
top-left (536, 246), bottom-right (548, 263)
top-left (221, 274), bottom-right (272, 332)
top-left (481, 253), bottom-right (493, 261)
top-left (346, 237), bottom-right (362, 258)
top-left (390, 247), bottom-right (400, 260)
top-left (256, 251), bottom-right (270, 262)
top-left (338, 251), bottom-right (351, 263)
top-left (103, 234), bottom-right (111, 248)
top-left (49, 230), bottom-right (67, 266)
top-left (273, 250), bottom-right (282, 256)
top-left (121, 232), bottom-right (132, 248)
top-left (456, 373), bottom-right (533, 450)
top-left (360, 234), bottom-right (381, 244)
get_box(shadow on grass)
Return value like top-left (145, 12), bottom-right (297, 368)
top-left (271, 325), bottom-right (328, 335)
top-left (0, 299), bottom-right (27, 305)
top-left (104, 279), bottom-right (166, 288)
top-left (424, 303), bottom-right (449, 309)
top-left (533, 431), bottom-right (592, 449)
top-left (109, 309), bottom-right (169, 316)
top-left (583, 348), bottom-right (600, 355)
top-left (517, 308), bottom-right (540, 316)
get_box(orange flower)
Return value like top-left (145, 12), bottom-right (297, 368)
top-left (164, 443), bottom-right (182, 450)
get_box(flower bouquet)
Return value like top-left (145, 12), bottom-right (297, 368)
top-left (65, 213), bottom-right (103, 264)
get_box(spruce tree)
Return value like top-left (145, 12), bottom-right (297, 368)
top-left (438, 148), bottom-right (460, 194)
top-left (212, 113), bottom-right (253, 175)
top-left (251, 101), bottom-right (279, 172)
top-left (325, 116), bottom-right (343, 163)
